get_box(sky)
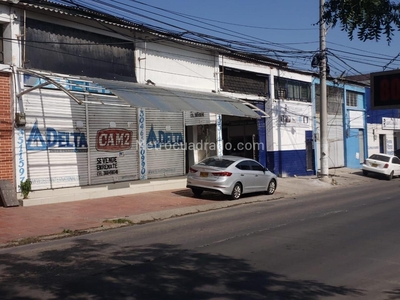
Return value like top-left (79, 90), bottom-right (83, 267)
top-left (58, 0), bottom-right (400, 78)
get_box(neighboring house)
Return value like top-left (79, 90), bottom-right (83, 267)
top-left (346, 74), bottom-right (400, 158)
top-left (218, 61), bottom-right (369, 177)
top-left (217, 56), bottom-right (314, 177)
top-left (366, 87), bottom-right (400, 156)
top-left (0, 0), bottom-right (21, 184)
top-left (313, 78), bottom-right (368, 170)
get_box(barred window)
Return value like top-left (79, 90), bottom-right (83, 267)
top-left (220, 66), bottom-right (269, 96)
top-left (346, 91), bottom-right (359, 107)
top-left (315, 84), bottom-right (343, 115)
top-left (275, 78), bottom-right (311, 102)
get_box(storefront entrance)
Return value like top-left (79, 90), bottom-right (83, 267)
top-left (222, 115), bottom-right (259, 160)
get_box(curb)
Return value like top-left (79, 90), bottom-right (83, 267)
top-left (0, 194), bottom-right (285, 249)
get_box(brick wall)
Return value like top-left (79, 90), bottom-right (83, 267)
top-left (0, 72), bottom-right (14, 182)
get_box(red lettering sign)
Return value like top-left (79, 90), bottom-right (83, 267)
top-left (96, 129), bottom-right (132, 152)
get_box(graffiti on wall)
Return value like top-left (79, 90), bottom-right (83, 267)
top-left (26, 121), bottom-right (88, 152)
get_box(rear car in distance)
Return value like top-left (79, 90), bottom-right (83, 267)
top-left (186, 155), bottom-right (277, 200)
top-left (362, 153), bottom-right (400, 180)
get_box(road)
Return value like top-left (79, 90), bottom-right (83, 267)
top-left (1, 178), bottom-right (400, 299)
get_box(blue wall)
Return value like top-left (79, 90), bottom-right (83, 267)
top-left (267, 150), bottom-right (314, 177)
top-left (346, 128), bottom-right (362, 168)
top-left (366, 87), bottom-right (399, 124)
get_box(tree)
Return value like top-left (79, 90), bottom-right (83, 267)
top-left (323, 0), bottom-right (400, 44)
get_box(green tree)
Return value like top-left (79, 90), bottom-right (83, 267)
top-left (323, 0), bottom-right (400, 43)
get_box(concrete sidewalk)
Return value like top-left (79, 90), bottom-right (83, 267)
top-left (0, 168), bottom-right (371, 248)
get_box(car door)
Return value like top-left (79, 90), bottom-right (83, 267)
top-left (392, 156), bottom-right (400, 176)
top-left (248, 160), bottom-right (268, 192)
top-left (235, 161), bottom-right (254, 193)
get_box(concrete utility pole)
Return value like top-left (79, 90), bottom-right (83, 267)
top-left (319, 0), bottom-right (329, 177)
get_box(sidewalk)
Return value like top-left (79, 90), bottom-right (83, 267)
top-left (0, 168), bottom-right (370, 248)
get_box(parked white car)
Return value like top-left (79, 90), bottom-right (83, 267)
top-left (362, 153), bottom-right (400, 180)
top-left (187, 155), bottom-right (277, 200)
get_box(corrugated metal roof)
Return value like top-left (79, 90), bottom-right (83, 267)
top-left (85, 77), bottom-right (261, 119)
top-left (15, 0), bottom-right (287, 68)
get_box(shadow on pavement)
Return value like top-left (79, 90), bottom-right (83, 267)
top-left (173, 189), bottom-right (276, 201)
top-left (0, 239), bottom-right (364, 299)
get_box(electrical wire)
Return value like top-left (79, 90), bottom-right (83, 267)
top-left (29, 0), bottom-right (399, 78)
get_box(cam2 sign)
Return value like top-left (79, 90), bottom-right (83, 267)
top-left (96, 129), bottom-right (133, 152)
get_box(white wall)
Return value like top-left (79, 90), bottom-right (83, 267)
top-left (219, 56), bottom-right (312, 86)
top-left (267, 100), bottom-right (312, 152)
top-left (0, 4), bottom-right (22, 67)
top-left (367, 123), bottom-right (397, 156)
top-left (136, 41), bottom-right (217, 91)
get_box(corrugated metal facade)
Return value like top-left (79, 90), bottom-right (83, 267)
top-left (328, 115), bottom-right (345, 168)
top-left (146, 110), bottom-right (185, 179)
top-left (21, 89), bottom-right (139, 190)
top-left (23, 89), bottom-right (89, 190)
top-left (86, 94), bottom-right (139, 185)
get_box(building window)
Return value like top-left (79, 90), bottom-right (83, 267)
top-left (274, 78), bottom-right (311, 102)
top-left (220, 66), bottom-right (269, 96)
top-left (315, 84), bottom-right (344, 115)
top-left (346, 91), bottom-right (359, 107)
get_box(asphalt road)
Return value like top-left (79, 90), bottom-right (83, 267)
top-left (1, 178), bottom-right (400, 299)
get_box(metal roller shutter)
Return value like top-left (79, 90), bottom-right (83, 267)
top-left (146, 110), bottom-right (185, 179)
top-left (23, 89), bottom-right (89, 190)
top-left (328, 115), bottom-right (345, 168)
top-left (87, 94), bottom-right (139, 185)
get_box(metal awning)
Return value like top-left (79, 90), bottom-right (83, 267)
top-left (85, 77), bottom-right (262, 119)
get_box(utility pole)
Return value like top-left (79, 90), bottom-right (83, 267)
top-left (319, 0), bottom-right (329, 177)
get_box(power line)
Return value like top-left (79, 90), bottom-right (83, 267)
top-left (41, 0), bottom-right (399, 76)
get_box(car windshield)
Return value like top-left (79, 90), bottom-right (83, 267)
top-left (369, 154), bottom-right (390, 162)
top-left (198, 158), bottom-right (235, 168)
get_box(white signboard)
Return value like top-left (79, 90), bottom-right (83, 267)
top-left (382, 117), bottom-right (400, 130)
top-left (184, 111), bottom-right (214, 126)
top-left (349, 110), bottom-right (364, 128)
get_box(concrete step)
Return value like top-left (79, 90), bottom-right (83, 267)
top-left (19, 176), bottom-right (187, 207)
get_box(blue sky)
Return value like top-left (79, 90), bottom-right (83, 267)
top-left (60, 0), bottom-right (400, 77)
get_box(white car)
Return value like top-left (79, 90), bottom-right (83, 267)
top-left (362, 153), bottom-right (400, 180)
top-left (186, 155), bottom-right (277, 200)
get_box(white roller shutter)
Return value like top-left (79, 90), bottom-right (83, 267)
top-left (23, 89), bottom-right (89, 190)
top-left (328, 115), bottom-right (345, 168)
top-left (87, 95), bottom-right (139, 185)
top-left (146, 110), bottom-right (185, 179)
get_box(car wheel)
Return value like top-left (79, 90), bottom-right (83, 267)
top-left (191, 188), bottom-right (203, 196)
top-left (266, 179), bottom-right (276, 195)
top-left (230, 183), bottom-right (242, 200)
top-left (362, 170), bottom-right (368, 176)
top-left (387, 171), bottom-right (394, 181)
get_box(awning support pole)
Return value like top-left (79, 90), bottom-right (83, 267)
top-left (17, 68), bottom-right (83, 105)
